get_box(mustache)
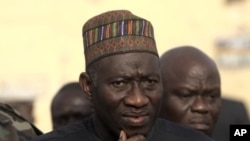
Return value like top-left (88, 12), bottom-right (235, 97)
top-left (189, 117), bottom-right (211, 124)
top-left (121, 109), bottom-right (150, 117)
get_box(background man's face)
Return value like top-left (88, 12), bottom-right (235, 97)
top-left (92, 53), bottom-right (162, 138)
top-left (52, 90), bottom-right (93, 129)
top-left (162, 62), bottom-right (221, 136)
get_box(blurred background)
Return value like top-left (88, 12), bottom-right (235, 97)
top-left (0, 0), bottom-right (250, 133)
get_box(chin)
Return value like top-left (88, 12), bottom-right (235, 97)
top-left (124, 126), bottom-right (150, 137)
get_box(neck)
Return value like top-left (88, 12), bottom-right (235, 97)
top-left (92, 114), bottom-right (117, 141)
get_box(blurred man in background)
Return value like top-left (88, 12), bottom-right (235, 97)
top-left (51, 82), bottom-right (94, 129)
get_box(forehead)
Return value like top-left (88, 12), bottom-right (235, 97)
top-left (186, 63), bottom-right (213, 79)
top-left (95, 53), bottom-right (160, 75)
top-left (169, 59), bottom-right (218, 76)
top-left (57, 89), bottom-right (83, 100)
top-left (53, 91), bottom-right (90, 107)
top-left (166, 62), bottom-right (220, 87)
top-left (52, 96), bottom-right (91, 116)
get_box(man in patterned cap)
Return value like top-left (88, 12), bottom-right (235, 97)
top-left (31, 10), bottom-right (214, 141)
top-left (0, 103), bottom-right (43, 141)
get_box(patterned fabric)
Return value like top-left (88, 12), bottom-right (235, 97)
top-left (0, 103), bottom-right (43, 141)
top-left (82, 10), bottom-right (158, 67)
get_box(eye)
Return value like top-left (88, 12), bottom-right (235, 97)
top-left (175, 90), bottom-right (194, 99)
top-left (208, 94), bottom-right (216, 99)
top-left (205, 90), bottom-right (220, 99)
top-left (111, 80), bottom-right (128, 89)
top-left (72, 113), bottom-right (85, 120)
top-left (208, 92), bottom-right (220, 99)
top-left (182, 94), bottom-right (193, 98)
top-left (180, 93), bottom-right (193, 99)
top-left (141, 79), bottom-right (158, 89)
top-left (55, 115), bottom-right (69, 124)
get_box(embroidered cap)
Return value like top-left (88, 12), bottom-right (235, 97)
top-left (82, 10), bottom-right (158, 67)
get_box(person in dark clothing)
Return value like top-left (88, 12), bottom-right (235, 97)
top-left (212, 97), bottom-right (250, 141)
top-left (30, 116), bottom-right (214, 141)
top-left (51, 82), bottom-right (94, 129)
top-left (159, 46), bottom-right (221, 137)
top-left (31, 10), bottom-right (214, 141)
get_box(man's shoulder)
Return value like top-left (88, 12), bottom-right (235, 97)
top-left (152, 118), bottom-right (215, 141)
top-left (0, 103), bottom-right (42, 141)
top-left (30, 117), bottom-right (99, 141)
top-left (220, 98), bottom-right (249, 123)
top-left (222, 98), bottom-right (244, 107)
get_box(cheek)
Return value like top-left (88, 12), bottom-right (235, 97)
top-left (210, 101), bottom-right (221, 118)
top-left (93, 86), bottom-right (123, 113)
top-left (151, 91), bottom-right (162, 107)
top-left (165, 97), bottom-right (190, 120)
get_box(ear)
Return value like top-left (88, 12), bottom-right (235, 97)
top-left (79, 72), bottom-right (92, 100)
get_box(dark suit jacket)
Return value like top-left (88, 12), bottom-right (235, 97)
top-left (30, 117), bottom-right (214, 141)
top-left (212, 98), bottom-right (250, 141)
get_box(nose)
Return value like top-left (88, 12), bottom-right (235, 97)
top-left (191, 96), bottom-right (209, 113)
top-left (123, 82), bottom-right (149, 108)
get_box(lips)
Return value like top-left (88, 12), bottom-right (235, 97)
top-left (189, 120), bottom-right (211, 132)
top-left (122, 112), bottom-right (149, 126)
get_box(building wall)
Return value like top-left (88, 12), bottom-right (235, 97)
top-left (1, 0), bottom-right (250, 132)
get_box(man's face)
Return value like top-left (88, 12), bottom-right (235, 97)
top-left (52, 90), bottom-right (93, 129)
top-left (161, 62), bottom-right (221, 136)
top-left (91, 53), bottom-right (162, 138)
